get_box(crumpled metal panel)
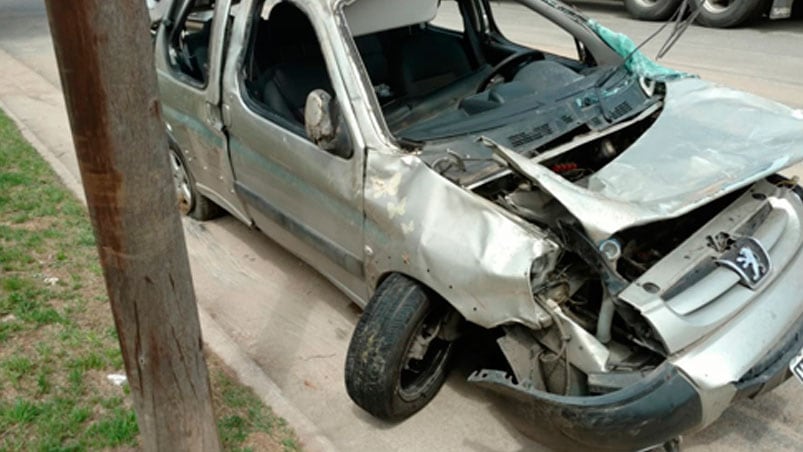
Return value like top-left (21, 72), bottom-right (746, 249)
top-left (488, 78), bottom-right (803, 242)
top-left (363, 149), bottom-right (559, 330)
top-left (589, 79), bottom-right (803, 205)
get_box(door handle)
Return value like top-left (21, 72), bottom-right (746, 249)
top-left (205, 102), bottom-right (222, 130)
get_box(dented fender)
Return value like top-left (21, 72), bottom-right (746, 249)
top-left (363, 149), bottom-right (560, 330)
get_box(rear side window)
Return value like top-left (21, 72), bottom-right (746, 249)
top-left (167, 0), bottom-right (216, 85)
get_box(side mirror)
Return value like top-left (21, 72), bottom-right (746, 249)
top-left (304, 89), bottom-right (352, 158)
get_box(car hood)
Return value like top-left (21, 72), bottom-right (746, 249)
top-left (488, 78), bottom-right (803, 242)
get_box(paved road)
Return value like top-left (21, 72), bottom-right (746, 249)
top-left (1, 1), bottom-right (801, 451)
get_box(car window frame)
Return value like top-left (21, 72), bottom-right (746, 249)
top-left (164, 0), bottom-right (218, 89)
top-left (235, 0), bottom-right (358, 160)
top-left (336, 0), bottom-right (496, 151)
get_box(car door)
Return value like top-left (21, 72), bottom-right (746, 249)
top-left (222, 0), bottom-right (367, 301)
top-left (155, 0), bottom-right (248, 222)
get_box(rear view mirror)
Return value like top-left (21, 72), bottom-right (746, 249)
top-left (304, 89), bottom-right (352, 158)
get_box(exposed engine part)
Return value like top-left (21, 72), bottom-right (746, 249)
top-left (558, 221), bottom-right (628, 294)
top-left (596, 292), bottom-right (616, 344)
top-left (600, 138), bottom-right (617, 159)
top-left (500, 187), bottom-right (568, 227)
top-left (615, 189), bottom-right (745, 280)
top-left (594, 240), bottom-right (622, 345)
top-left (497, 326), bottom-right (547, 391)
top-left (534, 297), bottom-right (613, 375)
top-left (498, 297), bottom-right (654, 397)
top-left (550, 162), bottom-right (578, 173)
top-left (498, 320), bottom-right (583, 396)
top-left (539, 348), bottom-right (587, 395)
top-left (598, 238), bottom-right (622, 263)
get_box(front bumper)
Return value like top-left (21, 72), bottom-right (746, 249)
top-left (734, 309), bottom-right (803, 400)
top-left (470, 315), bottom-right (802, 452)
top-left (469, 363), bottom-right (702, 451)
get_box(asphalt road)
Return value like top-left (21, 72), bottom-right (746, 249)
top-left (1, 0), bottom-right (802, 451)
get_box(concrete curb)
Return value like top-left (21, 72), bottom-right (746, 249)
top-left (199, 310), bottom-right (338, 452)
top-left (0, 97), bottom-right (86, 205)
top-left (0, 48), bottom-right (336, 452)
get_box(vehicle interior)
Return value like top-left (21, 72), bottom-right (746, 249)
top-left (344, 0), bottom-right (595, 137)
top-left (167, 0), bottom-right (217, 85)
top-left (243, 2), bottom-right (334, 132)
top-left (237, 0), bottom-right (594, 138)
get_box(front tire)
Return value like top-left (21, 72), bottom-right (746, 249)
top-left (345, 274), bottom-right (455, 421)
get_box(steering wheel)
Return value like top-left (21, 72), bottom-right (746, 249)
top-left (476, 49), bottom-right (544, 93)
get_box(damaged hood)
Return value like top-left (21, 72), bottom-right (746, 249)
top-left (490, 78), bottom-right (803, 242)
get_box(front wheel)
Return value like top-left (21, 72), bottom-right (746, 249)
top-left (345, 274), bottom-right (456, 421)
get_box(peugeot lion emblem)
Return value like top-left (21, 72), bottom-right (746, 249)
top-left (716, 237), bottom-right (772, 289)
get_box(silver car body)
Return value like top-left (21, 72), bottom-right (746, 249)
top-left (155, 0), bottom-right (803, 443)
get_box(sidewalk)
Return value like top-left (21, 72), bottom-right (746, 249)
top-left (0, 44), bottom-right (338, 452)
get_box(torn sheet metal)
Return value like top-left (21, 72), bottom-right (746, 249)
top-left (363, 150), bottom-right (560, 330)
top-left (590, 79), bottom-right (803, 204)
top-left (488, 78), bottom-right (803, 242)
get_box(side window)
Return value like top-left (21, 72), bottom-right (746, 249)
top-left (167, 0), bottom-right (216, 85)
top-left (242, 2), bottom-right (334, 133)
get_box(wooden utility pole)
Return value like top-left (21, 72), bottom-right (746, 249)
top-left (44, 2), bottom-right (221, 450)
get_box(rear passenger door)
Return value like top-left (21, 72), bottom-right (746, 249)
top-left (155, 0), bottom-right (248, 221)
top-left (223, 0), bottom-right (367, 301)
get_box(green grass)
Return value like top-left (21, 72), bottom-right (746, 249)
top-left (0, 109), bottom-right (300, 451)
top-left (213, 368), bottom-right (300, 451)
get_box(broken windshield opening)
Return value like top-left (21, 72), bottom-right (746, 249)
top-left (343, 0), bottom-right (653, 144)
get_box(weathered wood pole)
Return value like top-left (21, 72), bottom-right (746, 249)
top-left (43, 1), bottom-right (221, 450)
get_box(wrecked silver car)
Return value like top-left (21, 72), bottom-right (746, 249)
top-left (154, 0), bottom-right (803, 449)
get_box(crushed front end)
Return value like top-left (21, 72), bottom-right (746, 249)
top-left (469, 180), bottom-right (803, 450)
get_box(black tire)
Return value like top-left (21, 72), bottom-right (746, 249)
top-left (345, 274), bottom-right (455, 421)
top-left (168, 147), bottom-right (222, 221)
top-left (692, 0), bottom-right (769, 27)
top-left (624, 0), bottom-right (683, 21)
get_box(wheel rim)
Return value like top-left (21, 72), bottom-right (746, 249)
top-left (169, 150), bottom-right (193, 215)
top-left (702, 0), bottom-right (733, 14)
top-left (398, 308), bottom-right (452, 402)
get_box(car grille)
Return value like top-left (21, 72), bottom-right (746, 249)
top-left (618, 181), bottom-right (803, 353)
